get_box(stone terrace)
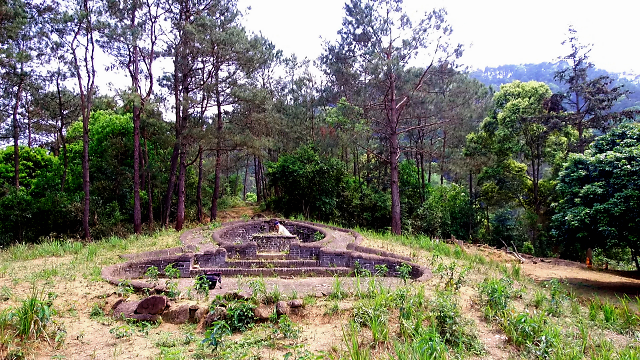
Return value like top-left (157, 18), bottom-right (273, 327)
top-left (102, 220), bottom-right (431, 291)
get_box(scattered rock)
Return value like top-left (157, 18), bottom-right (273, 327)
top-left (195, 307), bottom-right (209, 322)
top-left (203, 307), bottom-right (227, 329)
top-left (254, 304), bottom-right (272, 320)
top-left (112, 300), bottom-right (161, 322)
top-left (275, 301), bottom-right (290, 316)
top-left (161, 304), bottom-right (191, 324)
top-left (288, 299), bottom-right (303, 308)
top-left (223, 291), bottom-right (251, 301)
top-left (135, 295), bottom-right (168, 315)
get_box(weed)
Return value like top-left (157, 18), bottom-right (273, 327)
top-left (353, 261), bottom-right (371, 277)
top-left (264, 285), bottom-right (282, 305)
top-left (393, 326), bottom-right (448, 360)
top-left (89, 303), bottom-right (104, 318)
top-left (324, 301), bottom-right (340, 316)
top-left (109, 324), bottom-right (134, 339)
top-left (601, 301), bottom-right (617, 324)
top-left (116, 280), bottom-right (134, 297)
top-left (546, 279), bottom-right (566, 316)
top-left (396, 263), bottom-right (412, 284)
top-left (328, 276), bottom-right (348, 300)
top-left (374, 264), bottom-right (388, 277)
top-left (13, 286), bottom-right (56, 339)
top-left (0, 285), bottom-right (12, 301)
top-left (164, 263), bottom-right (180, 279)
top-left (273, 315), bottom-right (301, 339)
top-left (288, 289), bottom-right (298, 301)
top-left (343, 321), bottom-right (371, 360)
top-left (353, 298), bottom-right (389, 343)
top-left (511, 264), bottom-right (522, 280)
top-left (248, 278), bottom-right (266, 301)
top-left (589, 299), bottom-right (601, 322)
top-left (532, 290), bottom-right (545, 309)
top-left (302, 294), bottom-right (316, 307)
top-left (434, 262), bottom-right (468, 292)
top-left (145, 266), bottom-right (160, 283)
top-left (194, 275), bottom-right (211, 297)
top-left (478, 277), bottom-right (514, 319)
top-left (202, 321), bottom-right (231, 351)
top-left (225, 300), bottom-right (256, 332)
top-left (431, 290), bottom-right (484, 354)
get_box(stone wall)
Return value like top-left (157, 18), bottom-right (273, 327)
top-left (193, 248), bottom-right (227, 268)
top-left (252, 234), bottom-right (295, 253)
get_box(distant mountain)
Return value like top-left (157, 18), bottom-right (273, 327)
top-left (469, 62), bottom-right (640, 112)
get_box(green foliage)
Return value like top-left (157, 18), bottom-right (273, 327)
top-left (267, 145), bottom-right (347, 221)
top-left (164, 264), bottom-right (180, 279)
top-left (225, 300), bottom-right (256, 332)
top-left (202, 321), bottom-right (231, 351)
top-left (194, 275), bottom-right (211, 296)
top-left (13, 286), bottom-right (56, 339)
top-left (553, 123), bottom-right (640, 264)
top-left (145, 266), bottom-right (159, 282)
top-left (478, 277), bottom-right (515, 319)
top-left (328, 276), bottom-right (348, 300)
top-left (273, 315), bottom-right (301, 339)
top-left (408, 180), bottom-right (474, 240)
top-left (431, 291), bottom-right (483, 354)
top-left (396, 263), bottom-right (412, 284)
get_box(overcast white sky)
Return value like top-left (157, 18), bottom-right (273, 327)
top-left (236, 0), bottom-right (639, 74)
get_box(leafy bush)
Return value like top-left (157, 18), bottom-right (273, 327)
top-left (225, 300), bottom-right (256, 332)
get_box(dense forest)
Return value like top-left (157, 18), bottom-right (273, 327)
top-left (1, 0), bottom-right (639, 265)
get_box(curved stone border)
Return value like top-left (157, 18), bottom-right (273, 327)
top-left (102, 220), bottom-right (432, 291)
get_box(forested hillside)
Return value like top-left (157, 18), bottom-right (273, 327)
top-left (1, 0), bottom-right (639, 267)
top-left (470, 62), bottom-right (640, 112)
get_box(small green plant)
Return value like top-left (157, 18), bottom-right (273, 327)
top-left (396, 263), bottom-right (412, 284)
top-left (265, 285), bottom-right (282, 304)
top-left (116, 280), bottom-right (134, 297)
top-left (329, 276), bottom-right (348, 300)
top-left (511, 264), bottom-right (521, 280)
top-left (589, 299), bottom-right (601, 322)
top-left (248, 278), bottom-right (266, 301)
top-left (164, 264), bottom-right (181, 279)
top-left (89, 303), bottom-right (104, 319)
top-left (374, 264), bottom-right (388, 277)
top-left (324, 301), bottom-right (340, 316)
top-left (13, 286), bottom-right (56, 340)
top-left (313, 231), bottom-right (324, 241)
top-left (166, 280), bottom-right (180, 300)
top-left (109, 324), bottom-right (134, 339)
top-left (431, 290), bottom-right (483, 354)
top-left (532, 290), bottom-right (545, 309)
top-left (145, 266), bottom-right (160, 283)
top-left (225, 300), bottom-right (256, 332)
top-left (194, 275), bottom-right (211, 296)
top-left (521, 241), bottom-right (535, 255)
top-left (202, 321), bottom-right (231, 351)
top-left (478, 277), bottom-right (514, 319)
top-left (601, 301), bottom-right (617, 324)
top-left (434, 262), bottom-right (468, 292)
top-left (302, 294), bottom-right (316, 307)
top-left (353, 261), bottom-right (371, 277)
top-left (274, 315), bottom-right (301, 339)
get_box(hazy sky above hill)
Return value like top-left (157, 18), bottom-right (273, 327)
top-left (237, 0), bottom-right (639, 74)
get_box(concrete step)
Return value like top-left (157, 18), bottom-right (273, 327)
top-left (191, 267), bottom-right (352, 277)
top-left (225, 259), bottom-right (319, 268)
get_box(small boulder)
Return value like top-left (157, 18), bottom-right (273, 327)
top-left (288, 299), bottom-right (303, 308)
top-left (275, 301), bottom-right (290, 316)
top-left (254, 304), bottom-right (272, 320)
top-left (135, 295), bottom-right (168, 315)
top-left (161, 304), bottom-right (190, 324)
top-left (203, 307), bottom-right (227, 329)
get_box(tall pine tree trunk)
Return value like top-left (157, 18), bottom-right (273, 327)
top-left (211, 93), bottom-right (223, 220)
top-left (162, 142), bottom-right (180, 227)
top-left (12, 79), bottom-right (23, 189)
top-left (196, 147), bottom-right (204, 223)
top-left (175, 149), bottom-right (186, 231)
top-left (389, 72), bottom-right (401, 235)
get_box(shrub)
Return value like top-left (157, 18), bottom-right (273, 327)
top-left (225, 300), bottom-right (256, 332)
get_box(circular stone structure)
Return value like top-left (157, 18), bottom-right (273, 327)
top-left (102, 220), bottom-right (431, 291)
